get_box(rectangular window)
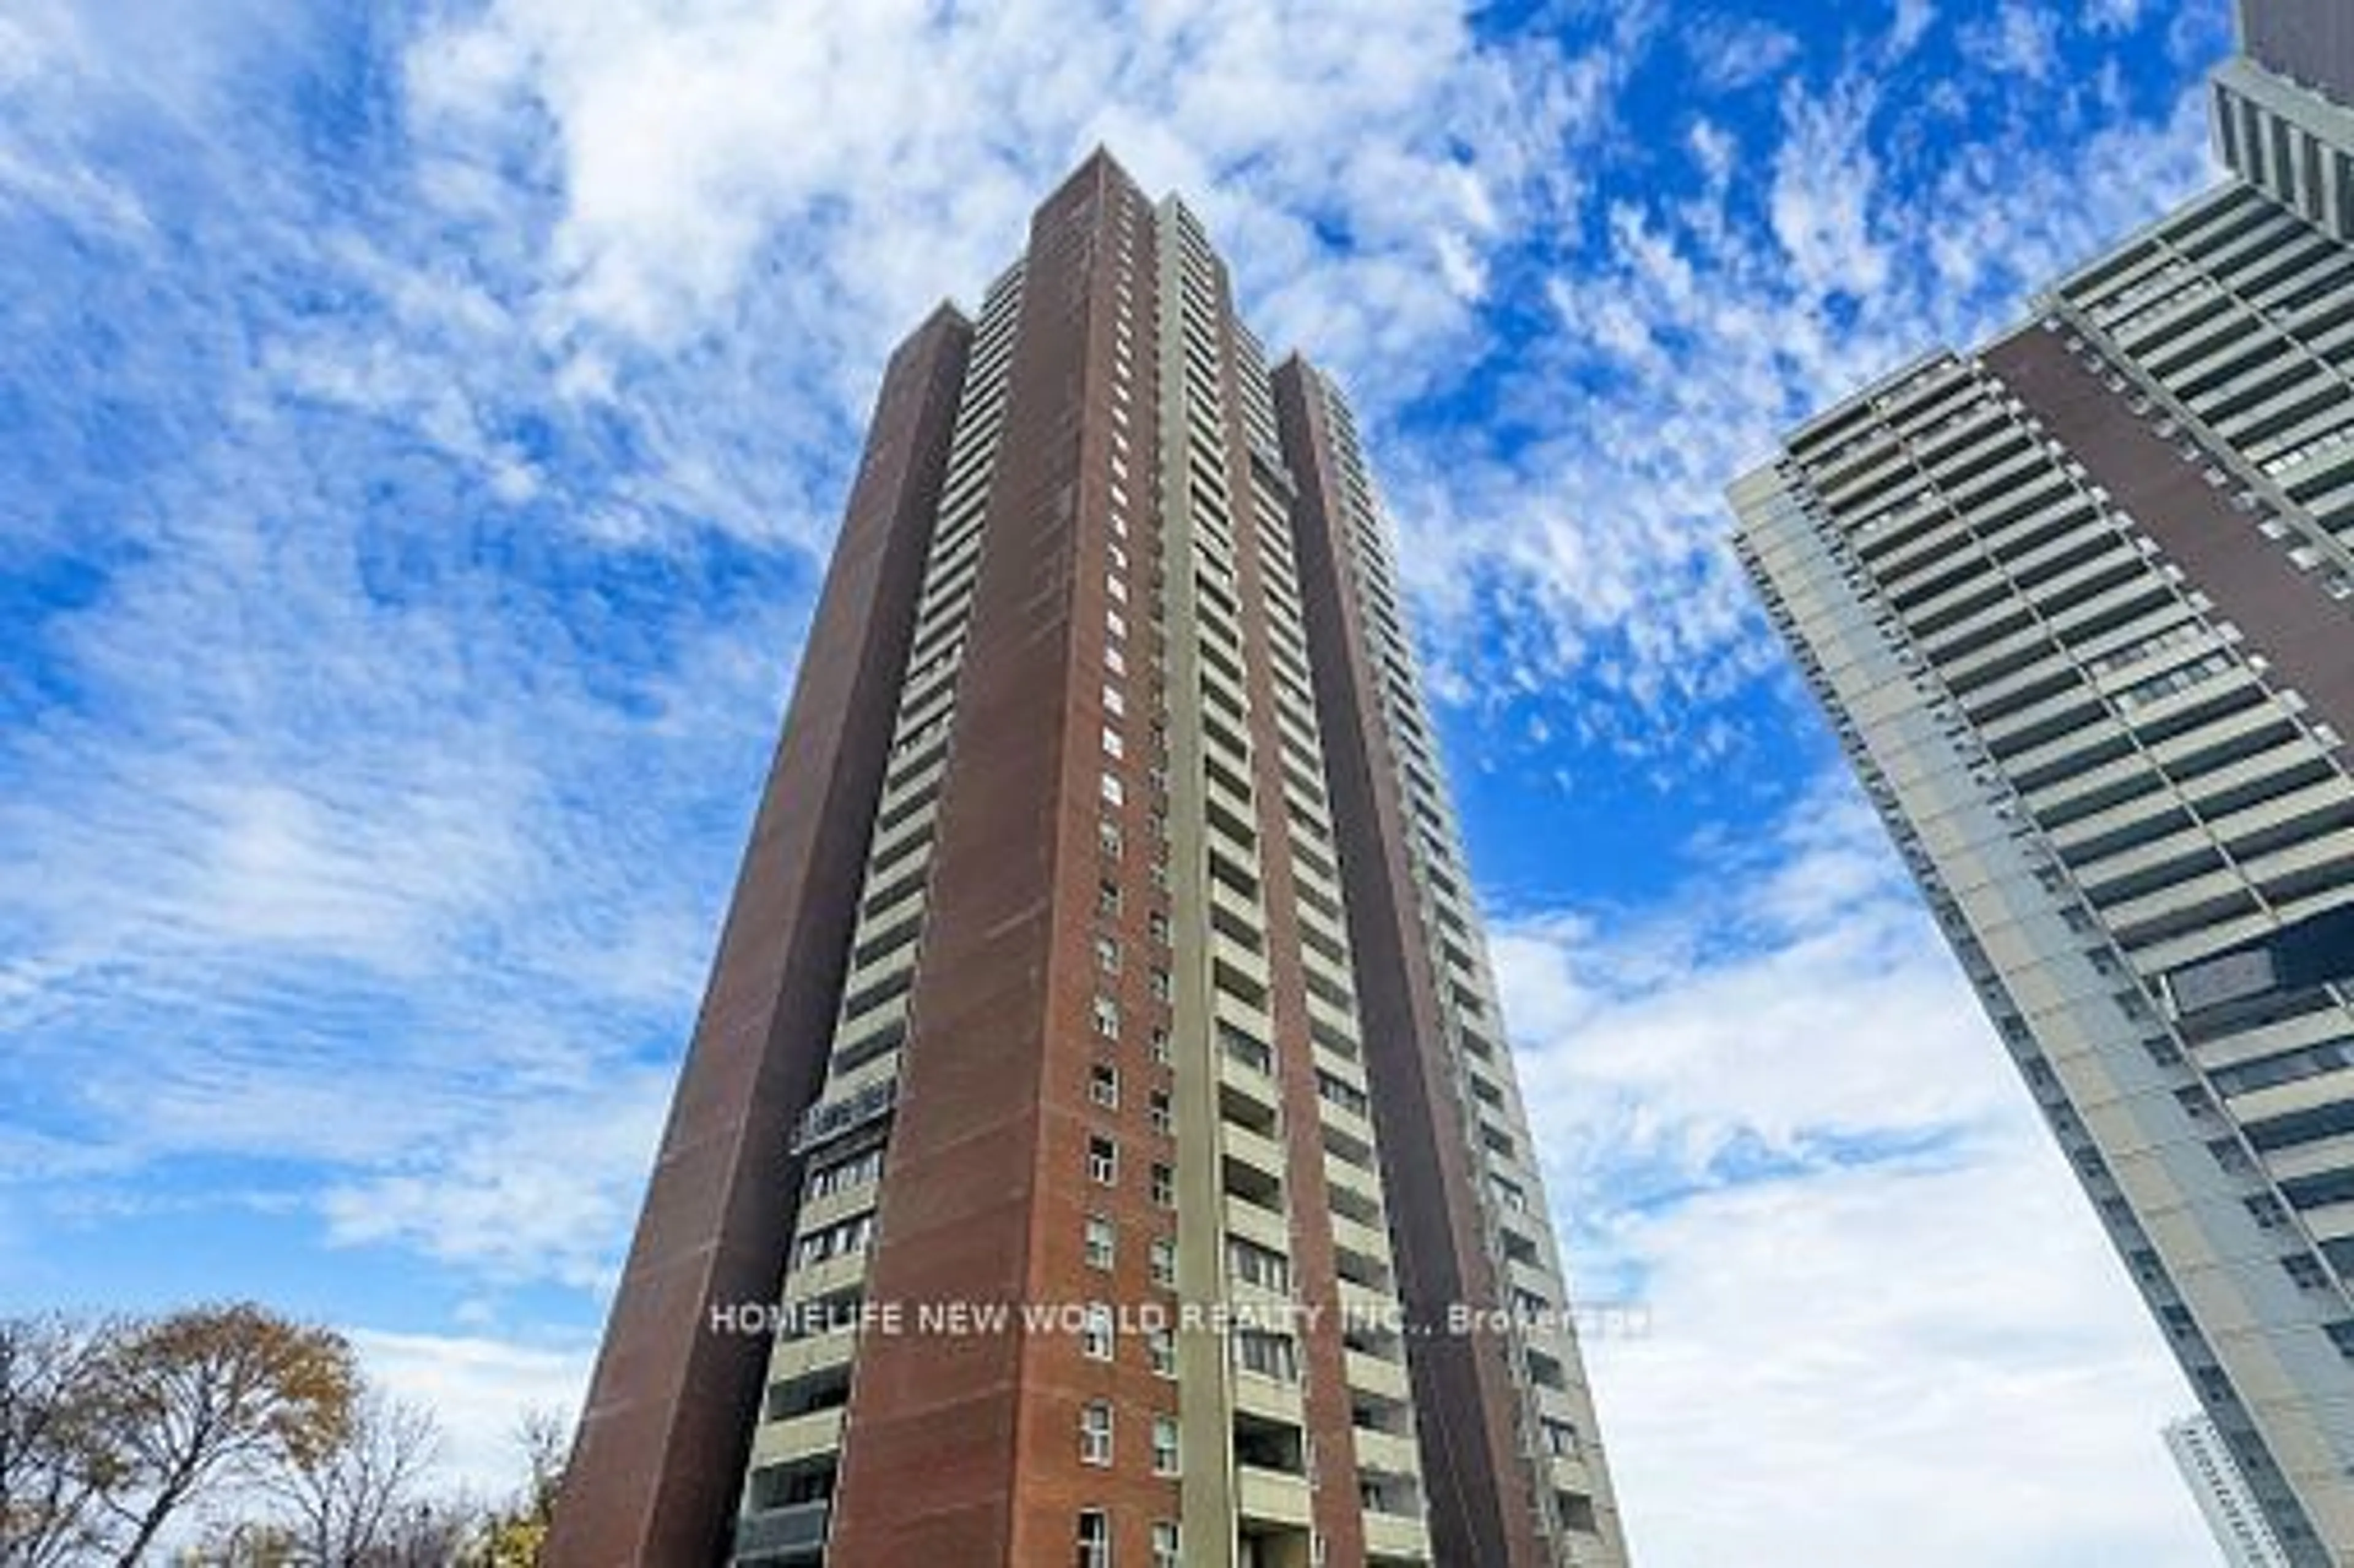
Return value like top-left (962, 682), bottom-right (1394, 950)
top-left (1078, 1510), bottom-right (1111, 1568)
top-left (1095, 935), bottom-right (1121, 974)
top-left (1234, 1330), bottom-right (1298, 1382)
top-left (1091, 1062), bottom-right (1121, 1108)
top-left (1103, 726), bottom-right (1126, 760)
top-left (1101, 772), bottom-right (1126, 808)
top-left (1148, 1089), bottom-right (1171, 1136)
top-left (1083, 1303), bottom-right (1116, 1361)
top-left (1081, 1402), bottom-right (1114, 1466)
top-left (1090, 1136), bottom-right (1119, 1186)
top-left (1151, 1162), bottom-right (1175, 1208)
top-left (1108, 573), bottom-right (1128, 603)
top-left (1107, 643), bottom-right (1127, 677)
top-left (1086, 1214), bottom-right (1116, 1270)
top-left (1151, 1416), bottom-right (1180, 1476)
top-left (1149, 968), bottom-right (1172, 1003)
top-left (1094, 996), bottom-right (1122, 1040)
top-left (1151, 1238), bottom-right (1177, 1287)
top-left (1148, 1326), bottom-right (1176, 1377)
top-left (1152, 1522), bottom-right (1180, 1568)
top-left (1227, 1238), bottom-right (1291, 1293)
top-left (1103, 683), bottom-right (1126, 718)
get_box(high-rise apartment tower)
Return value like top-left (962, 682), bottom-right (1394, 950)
top-left (547, 152), bottom-right (1628, 1568)
top-left (1731, 5), bottom-right (2354, 1563)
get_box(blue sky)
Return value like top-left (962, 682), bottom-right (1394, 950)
top-left (0, 1), bottom-right (2248, 1561)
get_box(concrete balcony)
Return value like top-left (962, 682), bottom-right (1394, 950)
top-left (2209, 783), bottom-right (2354, 853)
top-left (1331, 1209), bottom-right (1392, 1265)
top-left (1215, 984), bottom-right (1275, 1048)
top-left (750, 1407), bottom-right (844, 1467)
top-left (2101, 865), bottom-right (2243, 934)
top-left (1215, 927), bottom-right (1273, 995)
top-left (766, 1325), bottom-right (856, 1387)
top-left (1506, 1253), bottom-right (1560, 1305)
top-left (1324, 1153), bottom-right (1382, 1213)
top-left (1362, 1509), bottom-right (1433, 1562)
top-left (1337, 1276), bottom-right (1395, 1328)
top-left (1237, 1466), bottom-right (1314, 1529)
top-left (1233, 1369), bottom-right (1305, 1425)
top-left (2037, 572), bottom-right (2165, 645)
top-left (734, 1500), bottom-right (829, 1565)
top-left (795, 1183), bottom-right (880, 1237)
top-left (1210, 871), bottom-right (1263, 941)
top-left (1305, 989), bottom-right (1357, 1044)
top-left (1225, 1121), bottom-right (1290, 1184)
top-left (782, 1250), bottom-right (870, 1304)
top-left (1344, 1348), bottom-right (1411, 1402)
top-left (1225, 1193), bottom-right (1292, 1257)
top-left (1352, 1425), bottom-right (1422, 1479)
top-left (1317, 1085), bottom-right (1376, 1147)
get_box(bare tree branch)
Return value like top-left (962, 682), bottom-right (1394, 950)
top-left (0, 1313), bottom-right (128, 1568)
top-left (262, 1392), bottom-right (440, 1567)
top-left (93, 1303), bottom-right (357, 1567)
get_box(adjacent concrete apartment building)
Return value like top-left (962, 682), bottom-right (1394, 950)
top-left (547, 152), bottom-right (1627, 1568)
top-left (1731, 4), bottom-right (2354, 1562)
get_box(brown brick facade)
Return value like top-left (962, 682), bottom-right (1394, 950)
top-left (1274, 361), bottom-right (1553, 1568)
top-left (546, 306), bottom-right (972, 1568)
top-left (825, 153), bottom-right (1183, 1568)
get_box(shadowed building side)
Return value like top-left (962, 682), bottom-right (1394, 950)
top-left (544, 305), bottom-right (972, 1568)
top-left (1278, 356), bottom-right (1631, 1568)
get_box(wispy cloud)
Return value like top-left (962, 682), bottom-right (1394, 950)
top-left (1392, 21), bottom-right (2219, 763)
top-left (2083, 0), bottom-right (2147, 37)
top-left (1682, 15), bottom-right (1802, 92)
top-left (1963, 2), bottom-right (2065, 80)
top-left (1889, 0), bottom-right (1941, 59)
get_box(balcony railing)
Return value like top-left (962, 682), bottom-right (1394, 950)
top-left (734, 1499), bottom-right (829, 1562)
top-left (790, 1076), bottom-right (898, 1156)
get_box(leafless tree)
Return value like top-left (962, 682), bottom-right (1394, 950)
top-left (263, 1393), bottom-right (441, 1566)
top-left (0, 1313), bottom-right (124, 1567)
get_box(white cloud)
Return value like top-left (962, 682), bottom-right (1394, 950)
top-left (1965, 1), bottom-right (2064, 81)
top-left (401, 0), bottom-right (1613, 413)
top-left (1683, 15), bottom-right (1802, 91)
top-left (1498, 774), bottom-right (2217, 1566)
top-left (351, 1329), bottom-right (590, 1501)
top-left (1889, 0), bottom-right (1940, 58)
top-left (2083, 0), bottom-right (2146, 36)
top-left (1582, 1154), bottom-right (2215, 1567)
top-left (1769, 78), bottom-right (1891, 301)
top-left (322, 1070), bottom-right (670, 1290)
